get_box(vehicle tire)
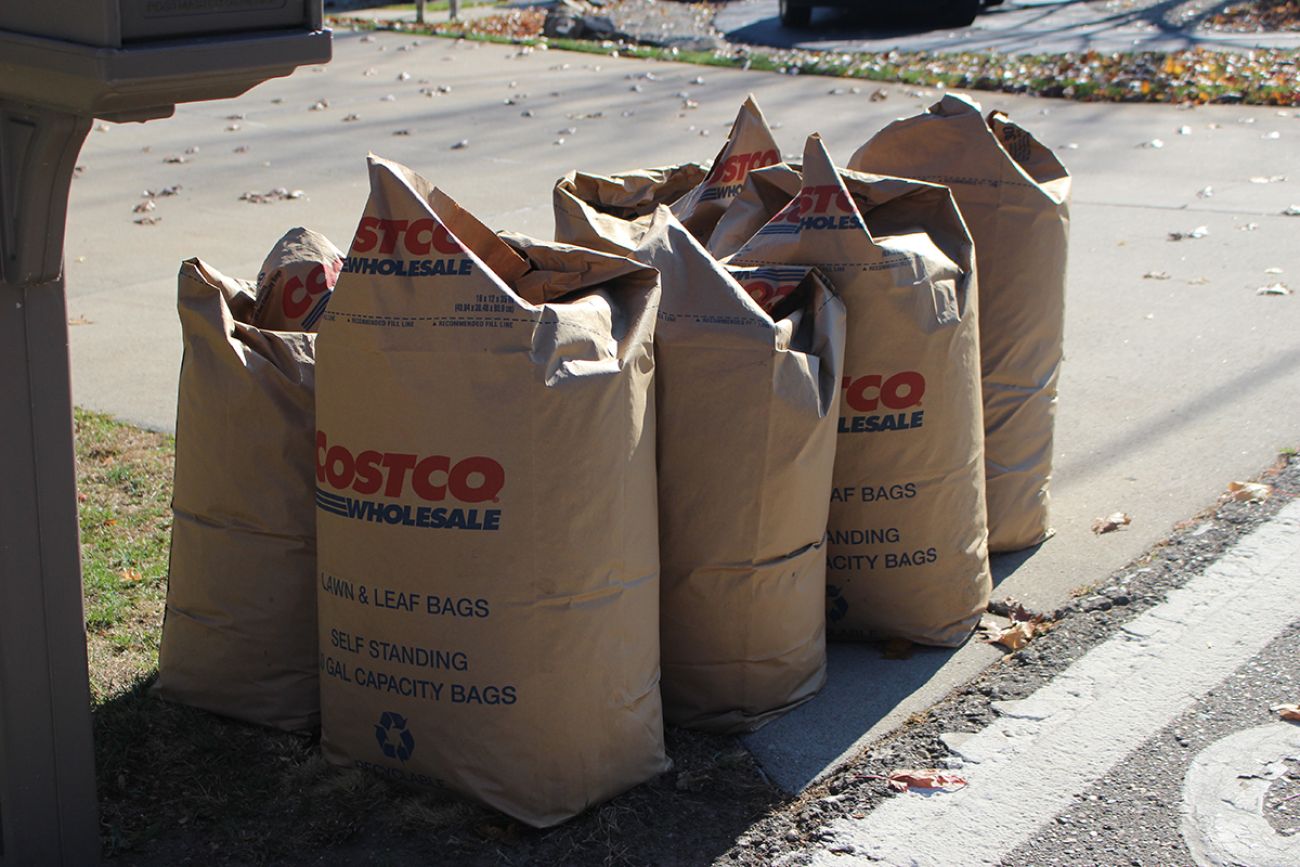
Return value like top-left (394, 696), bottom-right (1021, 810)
top-left (983, 0), bottom-right (1004, 6)
top-left (939, 0), bottom-right (979, 26)
top-left (779, 0), bottom-right (812, 27)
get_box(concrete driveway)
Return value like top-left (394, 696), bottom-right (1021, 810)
top-left (714, 0), bottom-right (1300, 54)
top-left (65, 27), bottom-right (1300, 793)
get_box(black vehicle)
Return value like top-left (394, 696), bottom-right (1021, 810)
top-left (778, 0), bottom-right (992, 29)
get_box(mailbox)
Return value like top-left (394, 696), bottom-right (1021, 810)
top-left (0, 4), bottom-right (330, 864)
top-left (0, 0), bottom-right (331, 122)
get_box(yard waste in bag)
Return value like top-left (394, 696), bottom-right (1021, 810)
top-left (713, 135), bottom-right (991, 648)
top-left (849, 94), bottom-right (1071, 553)
top-left (156, 255), bottom-right (325, 731)
top-left (315, 155), bottom-right (668, 827)
top-left (253, 226), bottom-right (344, 332)
top-left (554, 182), bottom-right (847, 732)
top-left (552, 95), bottom-right (781, 247)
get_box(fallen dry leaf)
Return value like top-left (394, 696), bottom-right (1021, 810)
top-left (239, 188), bottom-right (304, 204)
top-left (885, 770), bottom-right (968, 793)
top-left (1143, 270), bottom-right (1172, 280)
top-left (1168, 225), bottom-right (1209, 241)
top-left (132, 199), bottom-right (156, 214)
top-left (133, 216), bottom-right (162, 226)
top-left (1226, 480), bottom-right (1273, 502)
top-left (981, 600), bottom-right (1052, 651)
top-left (1093, 512), bottom-right (1132, 534)
top-left (68, 315), bottom-right (93, 326)
top-left (1257, 283), bottom-right (1292, 296)
top-left (1274, 703), bottom-right (1300, 722)
top-left (120, 568), bottom-right (142, 582)
top-left (995, 620), bottom-right (1039, 650)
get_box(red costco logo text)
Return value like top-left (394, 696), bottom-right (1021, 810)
top-left (316, 431), bottom-right (505, 503)
top-left (283, 259), bottom-right (342, 319)
top-left (350, 217), bottom-right (466, 256)
top-left (775, 185), bottom-right (856, 223)
top-left (841, 372), bottom-right (925, 412)
top-left (706, 149), bottom-right (780, 184)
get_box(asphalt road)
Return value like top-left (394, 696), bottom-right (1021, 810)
top-left (65, 27), bottom-right (1300, 796)
top-left (713, 0), bottom-right (1300, 55)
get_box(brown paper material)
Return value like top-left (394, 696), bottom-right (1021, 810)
top-left (553, 182), bottom-right (846, 731)
top-left (315, 155), bottom-right (667, 827)
top-left (156, 258), bottom-right (319, 731)
top-left (253, 227), bottom-right (344, 332)
top-left (670, 95), bottom-right (782, 242)
top-left (720, 135), bottom-right (990, 648)
top-left (553, 163), bottom-right (705, 233)
top-left (552, 96), bottom-right (781, 249)
top-left (849, 93), bottom-right (1071, 553)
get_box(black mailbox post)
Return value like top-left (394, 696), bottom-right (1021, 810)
top-left (0, 5), bottom-right (330, 863)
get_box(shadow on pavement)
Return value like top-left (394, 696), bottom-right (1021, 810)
top-left (742, 544), bottom-right (1044, 793)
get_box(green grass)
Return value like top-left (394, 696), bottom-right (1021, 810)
top-left (75, 409), bottom-right (174, 700)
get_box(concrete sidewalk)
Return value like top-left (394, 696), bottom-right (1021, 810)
top-left (64, 28), bottom-right (1300, 792)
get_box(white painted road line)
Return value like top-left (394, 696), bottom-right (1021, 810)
top-left (810, 499), bottom-right (1300, 867)
top-left (1182, 723), bottom-right (1300, 867)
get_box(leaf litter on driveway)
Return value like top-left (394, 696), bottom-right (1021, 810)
top-left (239, 188), bottom-right (305, 204)
top-left (1093, 512), bottom-right (1133, 534)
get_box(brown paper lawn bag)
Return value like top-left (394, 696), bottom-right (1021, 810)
top-left (315, 155), bottom-right (668, 827)
top-left (849, 93), bottom-right (1071, 553)
top-left (714, 135), bottom-right (991, 648)
top-left (157, 256), bottom-right (323, 731)
top-left (554, 181), bottom-right (847, 731)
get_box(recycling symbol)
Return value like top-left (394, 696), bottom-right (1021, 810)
top-left (826, 584), bottom-right (848, 623)
top-left (374, 711), bottom-right (416, 763)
